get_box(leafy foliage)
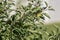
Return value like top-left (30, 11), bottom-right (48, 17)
top-left (0, 0), bottom-right (59, 40)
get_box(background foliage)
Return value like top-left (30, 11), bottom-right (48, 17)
top-left (0, 0), bottom-right (60, 40)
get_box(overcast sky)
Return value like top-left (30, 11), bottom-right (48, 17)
top-left (45, 0), bottom-right (60, 23)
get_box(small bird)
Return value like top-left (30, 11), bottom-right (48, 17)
top-left (36, 12), bottom-right (42, 17)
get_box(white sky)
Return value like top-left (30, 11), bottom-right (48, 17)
top-left (45, 0), bottom-right (60, 23)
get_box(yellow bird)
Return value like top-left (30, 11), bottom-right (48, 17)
top-left (36, 12), bottom-right (42, 17)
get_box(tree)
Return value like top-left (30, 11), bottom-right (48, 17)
top-left (0, 0), bottom-right (59, 40)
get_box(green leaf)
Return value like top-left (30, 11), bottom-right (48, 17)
top-left (48, 6), bottom-right (55, 11)
top-left (43, 13), bottom-right (50, 19)
top-left (0, 35), bottom-right (2, 40)
top-left (45, 1), bottom-right (48, 7)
